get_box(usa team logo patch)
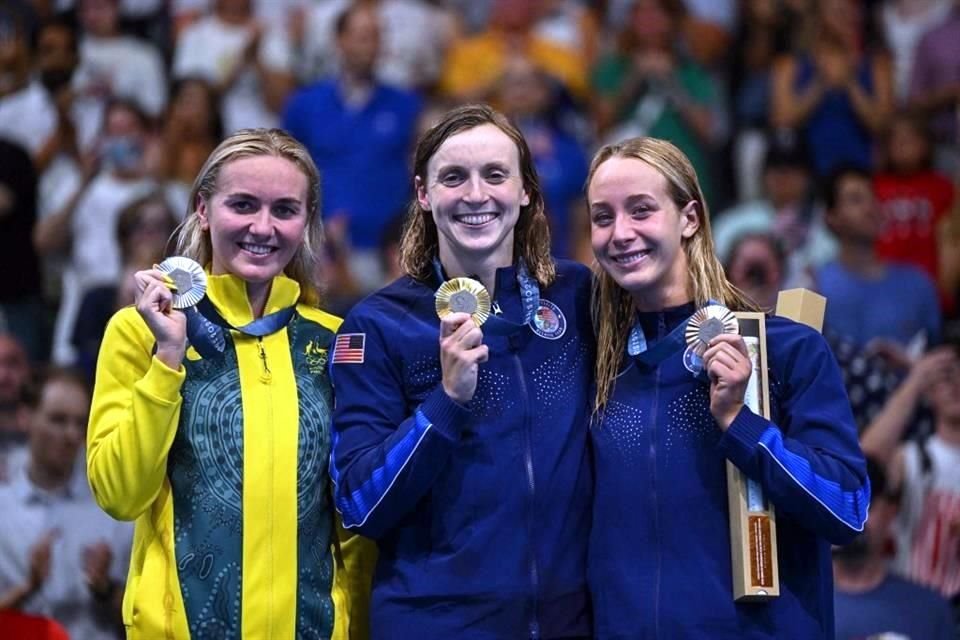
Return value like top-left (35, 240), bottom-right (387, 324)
top-left (333, 333), bottom-right (365, 364)
top-left (530, 299), bottom-right (566, 340)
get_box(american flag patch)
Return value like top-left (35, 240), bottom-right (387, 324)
top-left (333, 333), bottom-right (366, 364)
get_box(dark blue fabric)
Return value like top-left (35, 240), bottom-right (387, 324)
top-left (282, 79), bottom-right (422, 249)
top-left (589, 312), bottom-right (869, 639)
top-left (330, 260), bottom-right (595, 639)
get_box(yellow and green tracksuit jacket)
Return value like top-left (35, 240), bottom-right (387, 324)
top-left (87, 272), bottom-right (374, 639)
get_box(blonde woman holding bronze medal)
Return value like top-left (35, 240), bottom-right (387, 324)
top-left (330, 104), bottom-right (595, 639)
top-left (585, 137), bottom-right (869, 639)
top-left (86, 129), bottom-right (369, 639)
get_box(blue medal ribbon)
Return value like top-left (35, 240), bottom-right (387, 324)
top-left (183, 296), bottom-right (296, 359)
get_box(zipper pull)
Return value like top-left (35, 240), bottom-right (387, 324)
top-left (257, 338), bottom-right (272, 383)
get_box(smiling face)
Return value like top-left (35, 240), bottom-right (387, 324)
top-left (416, 123), bottom-right (530, 271)
top-left (197, 154), bottom-right (308, 285)
top-left (589, 156), bottom-right (699, 308)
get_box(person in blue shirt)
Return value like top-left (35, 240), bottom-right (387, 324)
top-left (282, 4), bottom-right (422, 290)
top-left (586, 136), bottom-right (870, 639)
top-left (329, 104), bottom-right (594, 639)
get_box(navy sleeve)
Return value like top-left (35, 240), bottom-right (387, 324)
top-left (717, 318), bottom-right (870, 545)
top-left (329, 305), bottom-right (471, 539)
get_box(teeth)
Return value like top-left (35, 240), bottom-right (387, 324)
top-left (240, 243), bottom-right (273, 255)
top-left (456, 213), bottom-right (496, 225)
top-left (613, 251), bottom-right (649, 265)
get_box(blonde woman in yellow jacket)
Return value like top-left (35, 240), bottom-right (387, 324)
top-left (87, 129), bottom-right (372, 639)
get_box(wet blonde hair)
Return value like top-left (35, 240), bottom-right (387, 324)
top-left (588, 137), bottom-right (758, 413)
top-left (174, 128), bottom-right (323, 305)
top-left (399, 104), bottom-right (555, 288)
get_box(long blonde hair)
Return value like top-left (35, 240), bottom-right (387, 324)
top-left (589, 137), bottom-right (758, 412)
top-left (174, 128), bottom-right (324, 305)
top-left (399, 104), bottom-right (555, 288)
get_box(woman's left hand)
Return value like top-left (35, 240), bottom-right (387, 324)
top-left (703, 334), bottom-right (753, 431)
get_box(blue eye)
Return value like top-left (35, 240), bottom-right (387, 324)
top-left (440, 171), bottom-right (465, 186)
top-left (231, 200), bottom-right (255, 213)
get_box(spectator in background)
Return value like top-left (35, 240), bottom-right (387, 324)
top-left (817, 166), bottom-right (941, 348)
top-left (497, 56), bottom-right (588, 258)
top-left (723, 232), bottom-right (786, 310)
top-left (860, 344), bottom-right (960, 603)
top-left (34, 98), bottom-right (157, 366)
top-left (771, 0), bottom-right (893, 177)
top-left (714, 132), bottom-right (835, 288)
top-left (534, 0), bottom-right (600, 68)
top-left (173, 0), bottom-right (295, 134)
top-left (0, 333), bottom-right (31, 483)
top-left (0, 369), bottom-right (130, 640)
top-left (908, 0), bottom-right (960, 172)
top-left (728, 0), bottom-right (794, 201)
top-left (0, 9), bottom-right (50, 160)
top-left (159, 77), bottom-right (223, 214)
top-left (874, 110), bottom-right (956, 313)
top-left (879, 0), bottom-right (952, 102)
top-left (592, 0), bottom-right (721, 204)
top-left (73, 0), bottom-right (167, 151)
top-left (71, 193), bottom-right (177, 381)
top-left (833, 456), bottom-right (954, 640)
top-left (0, 139), bottom-right (47, 363)
top-left (439, 0), bottom-right (587, 102)
top-left (293, 0), bottom-right (452, 90)
top-left (283, 4), bottom-right (421, 291)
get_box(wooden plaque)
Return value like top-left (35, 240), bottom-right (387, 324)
top-left (727, 289), bottom-right (826, 602)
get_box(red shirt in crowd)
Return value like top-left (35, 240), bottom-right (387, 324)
top-left (874, 171), bottom-right (955, 312)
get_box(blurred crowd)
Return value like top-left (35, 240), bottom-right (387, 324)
top-left (0, 0), bottom-right (959, 637)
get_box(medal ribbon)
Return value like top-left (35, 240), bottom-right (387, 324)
top-left (184, 296), bottom-right (296, 359)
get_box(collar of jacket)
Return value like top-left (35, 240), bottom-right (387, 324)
top-left (204, 272), bottom-right (301, 328)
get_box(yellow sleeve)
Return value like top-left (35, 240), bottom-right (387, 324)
top-left (87, 307), bottom-right (186, 521)
top-left (331, 516), bottom-right (377, 640)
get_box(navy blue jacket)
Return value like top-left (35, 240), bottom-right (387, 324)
top-left (589, 304), bottom-right (869, 640)
top-left (331, 260), bottom-right (594, 639)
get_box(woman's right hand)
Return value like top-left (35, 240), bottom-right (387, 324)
top-left (439, 312), bottom-right (489, 405)
top-left (134, 268), bottom-right (187, 368)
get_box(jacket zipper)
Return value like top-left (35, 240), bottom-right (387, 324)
top-left (651, 312), bottom-right (665, 640)
top-left (514, 353), bottom-right (540, 640)
top-left (257, 337), bottom-right (272, 384)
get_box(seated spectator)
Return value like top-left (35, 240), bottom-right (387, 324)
top-left (771, 0), bottom-right (893, 177)
top-left (723, 232), bottom-right (786, 310)
top-left (908, 2), bottom-right (960, 173)
top-left (0, 139), bottom-right (48, 362)
top-left (879, 0), bottom-right (952, 102)
top-left (874, 110), bottom-right (956, 313)
top-left (833, 456), bottom-right (954, 640)
top-left (71, 193), bottom-right (176, 381)
top-left (0, 369), bottom-right (131, 640)
top-left (294, 0), bottom-right (452, 90)
top-left (283, 3), bottom-right (421, 292)
top-left (439, 0), bottom-right (587, 102)
top-left (592, 0), bottom-right (720, 203)
top-left (173, 0), bottom-right (295, 134)
top-left (816, 166), bottom-right (941, 347)
top-left (73, 0), bottom-right (167, 150)
top-left (33, 98), bottom-right (158, 365)
top-left (0, 334), bottom-right (31, 483)
top-left (860, 342), bottom-right (960, 603)
top-left (714, 132), bottom-right (836, 288)
top-left (497, 55), bottom-right (588, 258)
top-left (159, 77), bottom-right (223, 214)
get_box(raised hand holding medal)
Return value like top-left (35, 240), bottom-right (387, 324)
top-left (435, 277), bottom-right (491, 404)
top-left (686, 304), bottom-right (752, 430)
top-left (133, 257), bottom-right (201, 368)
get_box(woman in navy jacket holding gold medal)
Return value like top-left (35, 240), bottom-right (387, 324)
top-left (585, 136), bottom-right (870, 639)
top-left (330, 105), bottom-right (594, 639)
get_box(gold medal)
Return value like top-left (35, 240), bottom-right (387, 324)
top-left (685, 304), bottom-right (739, 357)
top-left (156, 256), bottom-right (207, 309)
top-left (435, 277), bottom-right (491, 326)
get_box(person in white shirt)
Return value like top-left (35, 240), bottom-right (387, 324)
top-left (173, 0), bottom-right (295, 133)
top-left (0, 369), bottom-right (131, 640)
top-left (73, 0), bottom-right (167, 150)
